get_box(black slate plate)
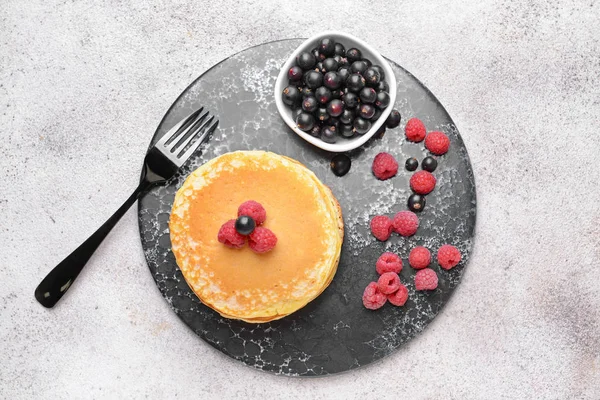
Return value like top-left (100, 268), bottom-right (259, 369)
top-left (138, 39), bottom-right (476, 376)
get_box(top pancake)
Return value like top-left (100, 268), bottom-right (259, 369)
top-left (169, 151), bottom-right (344, 322)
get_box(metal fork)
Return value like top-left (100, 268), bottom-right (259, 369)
top-left (34, 108), bottom-right (219, 308)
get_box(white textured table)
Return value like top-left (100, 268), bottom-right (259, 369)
top-left (1, 1), bottom-right (599, 398)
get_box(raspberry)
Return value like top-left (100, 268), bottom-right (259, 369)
top-left (392, 211), bottom-right (419, 237)
top-left (405, 118), bottom-right (426, 142)
top-left (217, 219), bottom-right (246, 249)
top-left (370, 215), bottom-right (393, 241)
top-left (248, 227), bottom-right (277, 253)
top-left (408, 246), bottom-right (431, 269)
top-left (372, 152), bottom-right (398, 180)
top-left (415, 268), bottom-right (438, 291)
top-left (238, 200), bottom-right (267, 225)
top-left (425, 131), bottom-right (450, 155)
top-left (388, 283), bottom-right (408, 306)
top-left (376, 252), bottom-right (403, 275)
top-left (410, 170), bottom-right (436, 195)
top-left (362, 282), bottom-right (387, 310)
top-left (377, 272), bottom-right (401, 294)
top-left (437, 244), bottom-right (462, 270)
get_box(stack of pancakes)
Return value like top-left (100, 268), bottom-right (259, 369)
top-left (169, 151), bottom-right (343, 323)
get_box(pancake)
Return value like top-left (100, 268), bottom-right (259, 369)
top-left (169, 151), bottom-right (344, 323)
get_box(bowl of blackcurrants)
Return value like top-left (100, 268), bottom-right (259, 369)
top-left (274, 31), bottom-right (397, 152)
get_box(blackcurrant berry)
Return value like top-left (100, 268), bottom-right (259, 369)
top-left (288, 66), bottom-right (303, 82)
top-left (322, 58), bottom-right (339, 72)
top-left (303, 70), bottom-right (323, 89)
top-left (422, 156), bottom-right (438, 172)
top-left (302, 96), bottom-right (318, 113)
top-left (353, 117), bottom-right (371, 135)
top-left (340, 123), bottom-right (354, 138)
top-left (405, 157), bottom-right (418, 171)
top-left (342, 92), bottom-right (359, 108)
top-left (371, 65), bottom-right (385, 80)
top-left (385, 109), bottom-right (401, 128)
top-left (330, 154), bottom-right (351, 176)
top-left (339, 109), bottom-right (354, 125)
top-left (282, 85), bottom-right (301, 106)
top-left (346, 48), bottom-right (362, 63)
top-left (346, 74), bottom-right (365, 93)
top-left (363, 68), bottom-right (381, 86)
top-left (321, 126), bottom-right (337, 143)
top-left (323, 71), bottom-right (342, 90)
top-left (407, 194), bottom-right (426, 212)
top-left (358, 103), bottom-right (376, 119)
top-left (319, 38), bottom-right (336, 57)
top-left (359, 87), bottom-right (377, 104)
top-left (315, 86), bottom-right (332, 104)
top-left (296, 51), bottom-right (316, 70)
top-left (375, 91), bottom-right (390, 109)
top-left (350, 60), bottom-right (369, 75)
top-left (296, 112), bottom-right (315, 132)
top-left (326, 99), bottom-right (344, 117)
top-left (235, 215), bottom-right (256, 235)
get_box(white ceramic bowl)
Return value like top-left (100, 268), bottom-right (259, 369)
top-left (274, 31), bottom-right (397, 153)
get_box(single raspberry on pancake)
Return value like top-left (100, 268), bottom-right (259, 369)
top-left (248, 227), bottom-right (277, 253)
top-left (425, 131), bottom-right (450, 155)
top-left (415, 268), bottom-right (438, 291)
top-left (377, 272), bottom-right (401, 294)
top-left (217, 219), bottom-right (246, 249)
top-left (370, 215), bottom-right (393, 241)
top-left (408, 246), bottom-right (431, 269)
top-left (392, 211), bottom-right (419, 237)
top-left (238, 200), bottom-right (267, 225)
top-left (405, 118), bottom-right (426, 142)
top-left (388, 283), bottom-right (408, 306)
top-left (376, 252), bottom-right (403, 275)
top-left (372, 152), bottom-right (398, 180)
top-left (410, 170), bottom-right (436, 195)
top-left (362, 282), bottom-right (387, 310)
top-left (437, 244), bottom-right (462, 270)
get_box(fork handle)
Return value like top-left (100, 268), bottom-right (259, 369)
top-left (34, 180), bottom-right (152, 308)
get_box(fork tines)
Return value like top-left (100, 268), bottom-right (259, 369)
top-left (156, 107), bottom-right (219, 167)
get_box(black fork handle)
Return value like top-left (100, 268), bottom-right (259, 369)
top-left (34, 180), bottom-right (152, 308)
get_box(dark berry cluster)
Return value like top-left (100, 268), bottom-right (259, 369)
top-left (403, 156), bottom-right (437, 212)
top-left (281, 37), bottom-right (399, 143)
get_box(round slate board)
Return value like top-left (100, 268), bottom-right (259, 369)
top-left (138, 39), bottom-right (476, 376)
